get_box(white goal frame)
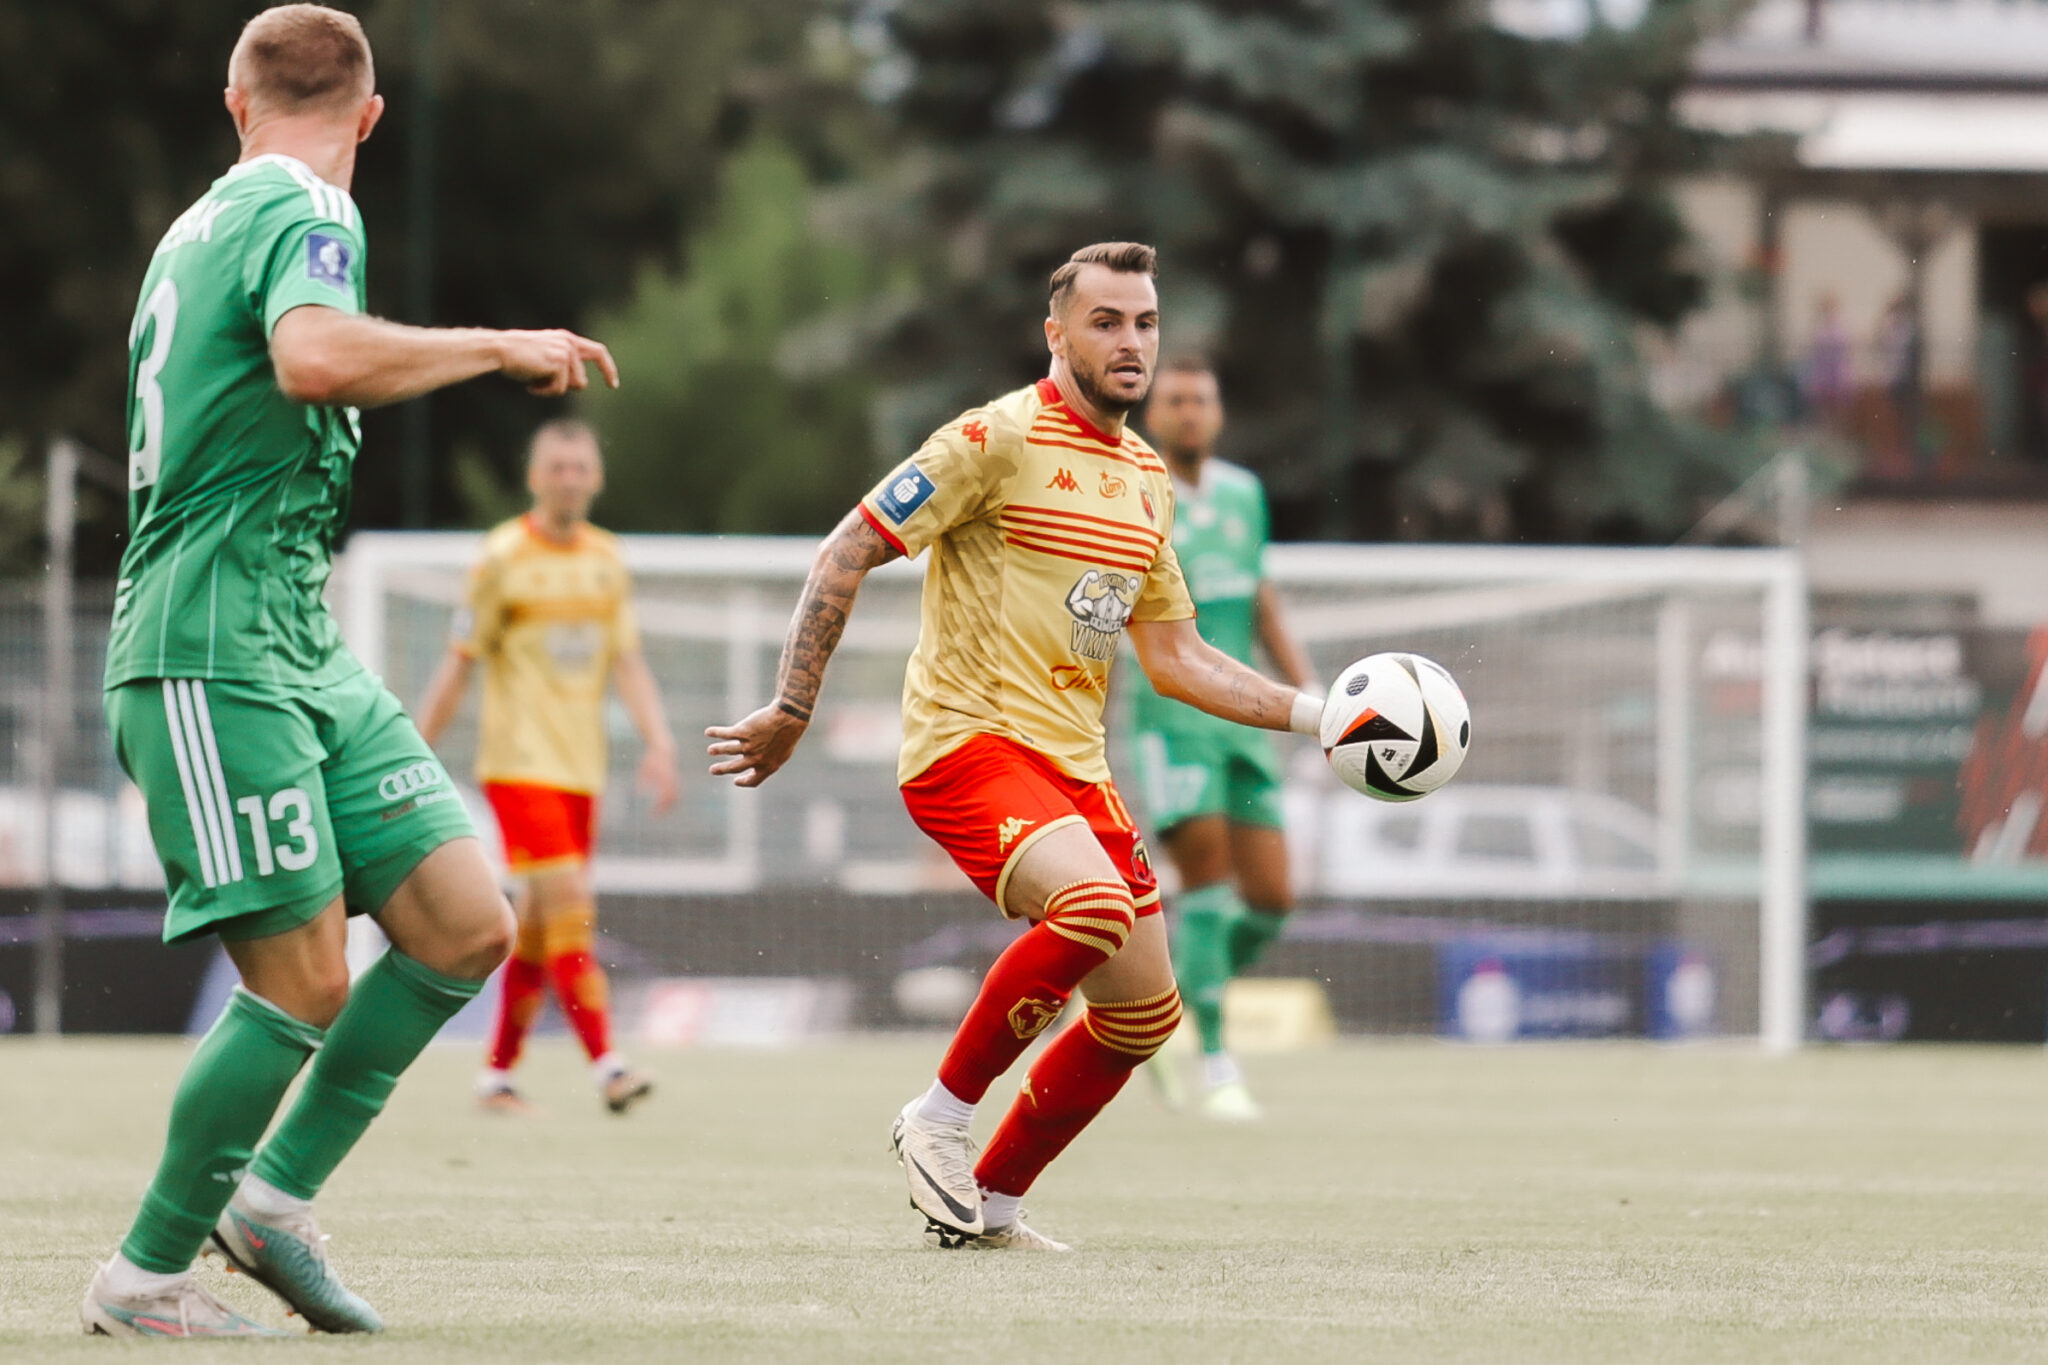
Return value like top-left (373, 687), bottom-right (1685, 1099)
top-left (337, 534), bottom-right (1808, 1052)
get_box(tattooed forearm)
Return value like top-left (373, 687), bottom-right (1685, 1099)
top-left (773, 509), bottom-right (900, 716)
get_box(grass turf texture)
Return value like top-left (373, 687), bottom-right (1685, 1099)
top-left (5, 1037), bottom-right (2048, 1362)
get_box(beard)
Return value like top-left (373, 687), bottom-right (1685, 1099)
top-left (1071, 355), bottom-right (1151, 415)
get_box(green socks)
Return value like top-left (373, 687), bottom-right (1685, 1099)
top-left (251, 949), bottom-right (483, 1201)
top-left (1227, 907), bottom-right (1287, 975)
top-left (1171, 885), bottom-right (1293, 1057)
top-left (121, 987), bottom-right (324, 1273)
top-left (1170, 882), bottom-right (1242, 1055)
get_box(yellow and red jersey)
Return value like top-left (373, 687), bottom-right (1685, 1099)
top-left (860, 377), bottom-right (1195, 786)
top-left (455, 514), bottom-right (639, 794)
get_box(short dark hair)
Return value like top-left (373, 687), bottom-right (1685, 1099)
top-left (1158, 354), bottom-right (1215, 378)
top-left (231, 5), bottom-right (374, 115)
top-left (527, 418), bottom-right (600, 465)
top-left (1048, 241), bottom-right (1158, 312)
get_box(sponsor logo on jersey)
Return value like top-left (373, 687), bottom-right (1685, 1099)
top-left (1098, 472), bottom-right (1127, 499)
top-left (875, 465), bottom-right (937, 524)
top-left (961, 420), bottom-right (990, 450)
top-left (1008, 995), bottom-right (1063, 1040)
top-left (1049, 664), bottom-right (1106, 693)
top-left (306, 232), bottom-right (354, 292)
top-left (377, 760), bottom-right (445, 803)
top-left (997, 816), bottom-right (1036, 850)
top-left (1045, 467), bottom-right (1081, 494)
top-left (1064, 569), bottom-right (1138, 661)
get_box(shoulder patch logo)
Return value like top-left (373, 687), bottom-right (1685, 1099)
top-left (1045, 468), bottom-right (1081, 494)
top-left (306, 232), bottom-right (353, 292)
top-left (875, 465), bottom-right (937, 524)
top-left (961, 420), bottom-right (990, 450)
top-left (1097, 472), bottom-right (1127, 499)
top-left (1140, 486), bottom-right (1157, 525)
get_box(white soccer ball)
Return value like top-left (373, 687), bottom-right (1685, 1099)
top-left (1319, 652), bottom-right (1471, 801)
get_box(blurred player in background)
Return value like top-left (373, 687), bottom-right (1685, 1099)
top-left (85, 5), bottom-right (617, 1337)
top-left (707, 243), bottom-right (1327, 1251)
top-left (1132, 358), bottom-right (1315, 1120)
top-left (417, 419), bottom-right (678, 1115)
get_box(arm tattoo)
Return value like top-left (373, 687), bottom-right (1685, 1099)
top-left (775, 510), bottom-right (898, 714)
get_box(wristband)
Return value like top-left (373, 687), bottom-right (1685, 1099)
top-left (775, 697), bottom-right (813, 723)
top-left (1287, 689), bottom-right (1325, 738)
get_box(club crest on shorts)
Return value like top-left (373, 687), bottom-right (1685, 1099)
top-left (1064, 569), bottom-right (1138, 661)
top-left (1009, 995), bottom-right (1062, 1040)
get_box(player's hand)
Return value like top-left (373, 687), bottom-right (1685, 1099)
top-left (705, 704), bottom-right (808, 788)
top-left (640, 743), bottom-right (681, 814)
top-left (494, 329), bottom-right (620, 397)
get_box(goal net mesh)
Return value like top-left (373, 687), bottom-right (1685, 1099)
top-left (340, 534), bottom-right (1803, 1045)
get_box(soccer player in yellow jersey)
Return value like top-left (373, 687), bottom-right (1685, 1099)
top-left (709, 242), bottom-right (1327, 1251)
top-left (418, 419), bottom-right (679, 1114)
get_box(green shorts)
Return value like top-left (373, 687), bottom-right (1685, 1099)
top-left (106, 667), bottom-right (475, 945)
top-left (1131, 713), bottom-right (1287, 833)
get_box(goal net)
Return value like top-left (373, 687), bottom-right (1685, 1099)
top-left (337, 534), bottom-right (1807, 1049)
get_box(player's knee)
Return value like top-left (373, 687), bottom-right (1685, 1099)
top-left (294, 965), bottom-right (352, 1030)
top-left (1084, 986), bottom-right (1183, 1061)
top-left (539, 902), bottom-right (596, 960)
top-left (462, 895), bottom-right (516, 977)
top-left (1040, 878), bottom-right (1138, 961)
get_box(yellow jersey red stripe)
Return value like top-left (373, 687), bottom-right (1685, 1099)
top-left (858, 379), bottom-right (1194, 784)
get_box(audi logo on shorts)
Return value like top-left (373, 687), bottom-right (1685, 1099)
top-left (378, 761), bottom-right (444, 802)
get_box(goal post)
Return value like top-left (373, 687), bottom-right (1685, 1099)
top-left (336, 533), bottom-right (1808, 1049)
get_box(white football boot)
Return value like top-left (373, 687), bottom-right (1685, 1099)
top-left (890, 1095), bottom-right (984, 1242)
top-left (957, 1212), bottom-right (1072, 1253)
top-left (80, 1260), bottom-right (286, 1338)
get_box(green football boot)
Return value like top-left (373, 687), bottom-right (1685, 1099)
top-left (209, 1193), bottom-right (384, 1333)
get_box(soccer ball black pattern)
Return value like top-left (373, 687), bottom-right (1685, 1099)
top-left (1319, 652), bottom-right (1471, 802)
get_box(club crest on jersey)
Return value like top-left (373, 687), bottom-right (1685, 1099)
top-left (306, 232), bottom-right (353, 292)
top-left (1009, 995), bottom-right (1062, 1040)
top-left (875, 465), bottom-right (936, 524)
top-left (1098, 472), bottom-right (1127, 499)
top-left (1065, 568), bottom-right (1138, 661)
top-left (1140, 486), bottom-right (1157, 525)
top-left (1045, 467), bottom-right (1081, 494)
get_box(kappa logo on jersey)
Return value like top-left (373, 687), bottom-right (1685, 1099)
top-left (1045, 467), bottom-right (1081, 494)
top-left (875, 465), bottom-right (937, 524)
top-left (1065, 568), bottom-right (1138, 661)
top-left (1098, 472), bottom-right (1127, 499)
top-left (997, 816), bottom-right (1035, 850)
top-left (377, 761), bottom-right (444, 803)
top-left (961, 420), bottom-right (990, 451)
top-left (306, 232), bottom-right (353, 292)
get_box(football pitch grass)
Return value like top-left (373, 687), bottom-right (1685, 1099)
top-left (6, 1037), bottom-right (2048, 1363)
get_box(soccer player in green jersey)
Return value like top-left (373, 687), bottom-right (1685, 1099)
top-left (1131, 356), bottom-right (1316, 1121)
top-left (83, 6), bottom-right (618, 1338)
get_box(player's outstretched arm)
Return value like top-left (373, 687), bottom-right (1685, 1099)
top-left (414, 646), bottom-right (475, 747)
top-left (705, 509), bottom-right (900, 787)
top-left (270, 305), bottom-right (620, 409)
top-left (1130, 617), bottom-right (1323, 737)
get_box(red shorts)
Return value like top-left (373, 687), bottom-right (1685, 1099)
top-left (483, 781), bottom-right (596, 873)
top-left (900, 733), bottom-right (1159, 918)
